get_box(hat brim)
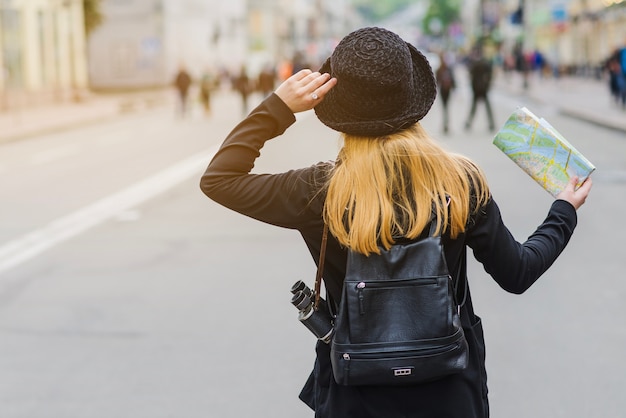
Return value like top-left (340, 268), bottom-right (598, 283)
top-left (314, 43), bottom-right (436, 137)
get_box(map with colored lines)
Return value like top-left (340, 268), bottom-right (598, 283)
top-left (493, 107), bottom-right (596, 197)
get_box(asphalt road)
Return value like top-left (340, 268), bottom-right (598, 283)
top-left (0, 82), bottom-right (624, 418)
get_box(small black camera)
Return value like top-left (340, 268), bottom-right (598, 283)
top-left (291, 280), bottom-right (334, 344)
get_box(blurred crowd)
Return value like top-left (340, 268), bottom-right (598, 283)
top-left (433, 38), bottom-right (626, 134)
top-left (495, 40), bottom-right (626, 110)
top-left (171, 51), bottom-right (321, 118)
top-left (170, 39), bottom-right (626, 122)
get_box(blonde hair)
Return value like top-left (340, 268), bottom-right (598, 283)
top-left (323, 124), bottom-right (490, 255)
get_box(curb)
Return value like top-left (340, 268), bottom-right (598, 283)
top-left (495, 79), bottom-right (626, 134)
top-left (558, 105), bottom-right (626, 134)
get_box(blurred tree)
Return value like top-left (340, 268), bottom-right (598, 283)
top-left (422, 0), bottom-right (461, 37)
top-left (352, 0), bottom-right (415, 22)
top-left (83, 0), bottom-right (104, 37)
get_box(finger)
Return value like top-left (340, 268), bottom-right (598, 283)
top-left (307, 72), bottom-right (331, 90)
top-left (316, 76), bottom-right (337, 96)
top-left (567, 176), bottom-right (579, 191)
top-left (291, 69), bottom-right (313, 81)
top-left (309, 75), bottom-right (336, 101)
top-left (297, 73), bottom-right (325, 101)
top-left (577, 177), bottom-right (593, 193)
top-left (301, 72), bottom-right (325, 91)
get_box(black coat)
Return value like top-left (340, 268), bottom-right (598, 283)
top-left (200, 94), bottom-right (578, 418)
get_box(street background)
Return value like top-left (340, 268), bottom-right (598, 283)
top-left (0, 68), bottom-right (625, 418)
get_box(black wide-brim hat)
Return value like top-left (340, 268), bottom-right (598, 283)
top-left (314, 27), bottom-right (437, 137)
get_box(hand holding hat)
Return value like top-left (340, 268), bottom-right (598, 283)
top-left (275, 70), bottom-right (337, 114)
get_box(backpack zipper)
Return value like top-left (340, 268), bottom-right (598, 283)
top-left (340, 342), bottom-right (459, 362)
top-left (352, 277), bottom-right (440, 289)
top-left (353, 278), bottom-right (443, 315)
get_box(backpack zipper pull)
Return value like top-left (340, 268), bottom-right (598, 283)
top-left (342, 353), bottom-right (351, 380)
top-left (356, 282), bottom-right (366, 315)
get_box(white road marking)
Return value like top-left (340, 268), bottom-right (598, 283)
top-left (0, 146), bottom-right (218, 276)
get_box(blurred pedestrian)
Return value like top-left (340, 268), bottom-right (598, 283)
top-left (233, 65), bottom-right (252, 116)
top-left (513, 41), bottom-right (529, 89)
top-left (606, 50), bottom-right (623, 105)
top-left (612, 43), bottom-right (626, 108)
top-left (258, 64), bottom-right (276, 98)
top-left (199, 69), bottom-right (216, 116)
top-left (200, 26), bottom-right (592, 418)
top-left (435, 52), bottom-right (456, 134)
top-left (465, 47), bottom-right (495, 132)
top-left (533, 49), bottom-right (547, 78)
top-left (174, 65), bottom-right (192, 117)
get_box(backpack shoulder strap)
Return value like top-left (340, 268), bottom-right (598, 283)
top-left (429, 219), bottom-right (467, 309)
top-left (454, 250), bottom-right (468, 309)
top-left (313, 223), bottom-right (329, 311)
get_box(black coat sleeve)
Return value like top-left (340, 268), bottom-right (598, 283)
top-left (466, 197), bottom-right (577, 294)
top-left (200, 93), bottom-right (329, 229)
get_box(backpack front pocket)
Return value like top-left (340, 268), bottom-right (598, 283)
top-left (331, 330), bottom-right (468, 386)
top-left (343, 276), bottom-right (455, 343)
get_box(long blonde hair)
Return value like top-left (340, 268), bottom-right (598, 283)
top-left (323, 124), bottom-right (490, 255)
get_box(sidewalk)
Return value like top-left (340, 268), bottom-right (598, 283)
top-left (493, 72), bottom-right (626, 133)
top-left (0, 89), bottom-right (172, 144)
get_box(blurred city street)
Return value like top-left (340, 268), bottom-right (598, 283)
top-left (2, 70), bottom-right (625, 146)
top-left (0, 69), bottom-right (625, 417)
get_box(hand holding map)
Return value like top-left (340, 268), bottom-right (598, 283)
top-left (557, 174), bottom-right (593, 210)
top-left (492, 107), bottom-right (596, 197)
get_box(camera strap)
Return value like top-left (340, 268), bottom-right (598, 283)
top-left (313, 223), bottom-right (329, 311)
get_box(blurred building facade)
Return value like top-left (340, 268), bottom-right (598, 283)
top-left (493, 0), bottom-right (626, 72)
top-left (0, 0), bottom-right (88, 110)
top-left (87, 0), bottom-right (359, 90)
top-left (510, 0), bottom-right (626, 71)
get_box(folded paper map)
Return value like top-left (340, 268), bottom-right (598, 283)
top-left (493, 107), bottom-right (596, 197)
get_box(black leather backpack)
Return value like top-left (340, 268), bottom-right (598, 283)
top-left (328, 221), bottom-right (469, 386)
